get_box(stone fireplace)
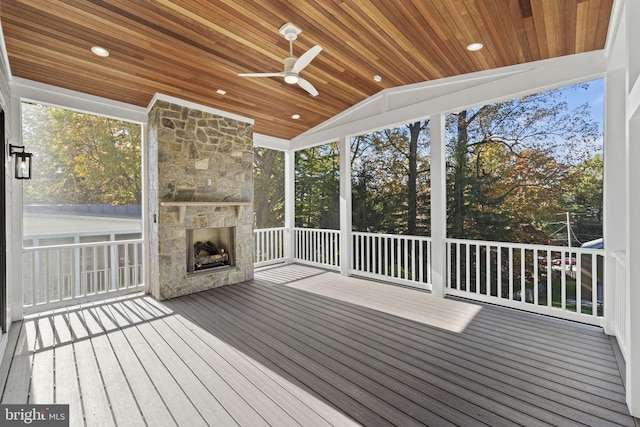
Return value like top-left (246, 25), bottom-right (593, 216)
top-left (147, 97), bottom-right (254, 300)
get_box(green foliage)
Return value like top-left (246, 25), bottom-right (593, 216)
top-left (446, 82), bottom-right (602, 243)
top-left (351, 122), bottom-right (431, 235)
top-left (295, 143), bottom-right (340, 229)
top-left (253, 147), bottom-right (285, 228)
top-left (21, 102), bottom-right (142, 206)
top-left (559, 154), bottom-right (603, 244)
top-left (253, 82), bottom-right (603, 247)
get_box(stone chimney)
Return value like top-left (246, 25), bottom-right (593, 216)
top-left (147, 98), bottom-right (254, 300)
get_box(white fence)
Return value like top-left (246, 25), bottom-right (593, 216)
top-left (352, 232), bottom-right (432, 291)
top-left (20, 227), bottom-right (612, 329)
top-left (254, 227), bottom-right (286, 266)
top-left (23, 239), bottom-right (144, 314)
top-left (293, 228), bottom-right (341, 269)
top-left (611, 250), bottom-right (629, 360)
top-left (446, 238), bottom-right (604, 325)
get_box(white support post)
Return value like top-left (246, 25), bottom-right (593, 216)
top-left (109, 233), bottom-right (118, 291)
top-left (8, 94), bottom-right (23, 322)
top-left (604, 67), bottom-right (627, 335)
top-left (626, 0), bottom-right (640, 417)
top-left (339, 136), bottom-right (352, 276)
top-left (284, 149), bottom-right (296, 263)
top-left (430, 114), bottom-right (446, 297)
top-left (626, 115), bottom-right (640, 417)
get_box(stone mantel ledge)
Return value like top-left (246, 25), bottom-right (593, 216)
top-left (160, 201), bottom-right (252, 222)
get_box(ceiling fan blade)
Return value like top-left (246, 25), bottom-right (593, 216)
top-left (292, 45), bottom-right (322, 73)
top-left (238, 72), bottom-right (285, 77)
top-left (297, 77), bottom-right (319, 97)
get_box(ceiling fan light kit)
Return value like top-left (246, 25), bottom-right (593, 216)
top-left (238, 22), bottom-right (321, 96)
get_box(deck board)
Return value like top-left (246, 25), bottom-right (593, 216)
top-left (118, 299), bottom-right (246, 426)
top-left (51, 311), bottom-right (84, 426)
top-left (107, 301), bottom-right (208, 426)
top-left (29, 316), bottom-right (54, 404)
top-left (199, 287), bottom-right (463, 426)
top-left (2, 319), bottom-right (36, 404)
top-left (264, 278), bottom-right (627, 397)
top-left (225, 280), bottom-right (621, 426)
top-left (151, 296), bottom-right (354, 427)
top-left (81, 305), bottom-right (146, 427)
top-left (93, 302), bottom-right (176, 427)
top-left (0, 264), bottom-right (635, 426)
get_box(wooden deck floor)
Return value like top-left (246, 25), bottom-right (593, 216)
top-left (0, 264), bottom-right (636, 426)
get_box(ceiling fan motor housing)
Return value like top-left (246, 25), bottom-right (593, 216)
top-left (283, 57), bottom-right (299, 84)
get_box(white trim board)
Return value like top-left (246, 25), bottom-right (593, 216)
top-left (291, 50), bottom-right (607, 150)
top-left (10, 77), bottom-right (147, 123)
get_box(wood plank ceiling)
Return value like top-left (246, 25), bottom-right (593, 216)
top-left (1, 0), bottom-right (613, 140)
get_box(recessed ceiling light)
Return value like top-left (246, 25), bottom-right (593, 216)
top-left (216, 89), bottom-right (227, 95)
top-left (466, 42), bottom-right (483, 52)
top-left (373, 75), bottom-right (382, 82)
top-left (291, 114), bottom-right (300, 120)
top-left (90, 46), bottom-right (109, 57)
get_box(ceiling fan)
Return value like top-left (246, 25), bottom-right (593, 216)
top-left (238, 23), bottom-right (322, 97)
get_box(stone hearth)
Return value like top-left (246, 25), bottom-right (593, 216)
top-left (147, 98), bottom-right (254, 300)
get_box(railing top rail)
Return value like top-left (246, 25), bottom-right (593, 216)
top-left (352, 231), bottom-right (432, 241)
top-left (445, 237), bottom-right (604, 254)
top-left (253, 227), bottom-right (286, 232)
top-left (23, 238), bottom-right (144, 252)
top-left (293, 227), bottom-right (340, 233)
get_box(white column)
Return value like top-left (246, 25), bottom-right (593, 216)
top-left (603, 67), bottom-right (627, 335)
top-left (339, 136), bottom-right (352, 275)
top-left (626, 115), bottom-right (640, 417)
top-left (8, 94), bottom-right (23, 322)
top-left (284, 149), bottom-right (295, 263)
top-left (430, 114), bottom-right (446, 297)
top-left (626, 0), bottom-right (640, 417)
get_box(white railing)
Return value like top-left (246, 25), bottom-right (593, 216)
top-left (23, 239), bottom-right (144, 314)
top-left (446, 238), bottom-right (604, 325)
top-left (294, 228), bottom-right (340, 270)
top-left (611, 250), bottom-right (629, 361)
top-left (351, 232), bottom-right (432, 291)
top-left (254, 227), bottom-right (286, 266)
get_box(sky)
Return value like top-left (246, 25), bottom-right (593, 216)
top-left (561, 78), bottom-right (604, 135)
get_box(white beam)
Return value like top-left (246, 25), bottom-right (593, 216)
top-left (291, 51), bottom-right (606, 150)
top-left (254, 133), bottom-right (289, 150)
top-left (11, 78), bottom-right (147, 124)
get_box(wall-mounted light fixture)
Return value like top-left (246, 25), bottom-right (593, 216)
top-left (9, 144), bottom-right (32, 179)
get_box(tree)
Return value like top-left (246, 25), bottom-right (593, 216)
top-left (446, 83), bottom-right (601, 243)
top-left (351, 121), bottom-right (431, 235)
top-left (21, 102), bottom-right (142, 206)
top-left (253, 147), bottom-right (284, 228)
top-left (560, 154), bottom-right (603, 244)
top-left (295, 143), bottom-right (340, 229)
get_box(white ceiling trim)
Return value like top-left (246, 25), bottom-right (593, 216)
top-left (290, 50), bottom-right (607, 150)
top-left (254, 133), bottom-right (289, 150)
top-left (11, 77), bottom-right (147, 124)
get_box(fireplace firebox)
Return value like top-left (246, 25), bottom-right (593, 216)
top-left (186, 227), bottom-right (235, 274)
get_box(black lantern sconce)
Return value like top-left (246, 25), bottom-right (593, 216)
top-left (9, 144), bottom-right (32, 179)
